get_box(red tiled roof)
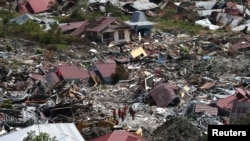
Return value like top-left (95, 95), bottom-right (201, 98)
top-left (59, 21), bottom-right (85, 32)
top-left (149, 83), bottom-right (177, 107)
top-left (28, 0), bottom-right (53, 13)
top-left (217, 94), bottom-right (250, 110)
top-left (90, 130), bottom-right (146, 141)
top-left (57, 65), bottom-right (89, 80)
top-left (71, 20), bottom-right (89, 36)
top-left (95, 63), bottom-right (116, 78)
top-left (86, 17), bottom-right (116, 32)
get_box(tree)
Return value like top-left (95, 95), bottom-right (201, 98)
top-left (232, 112), bottom-right (250, 125)
top-left (111, 65), bottom-right (129, 84)
top-left (23, 130), bottom-right (58, 141)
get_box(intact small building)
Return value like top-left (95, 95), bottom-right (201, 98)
top-left (125, 11), bottom-right (155, 37)
top-left (88, 63), bottom-right (116, 84)
top-left (71, 17), bottom-right (133, 44)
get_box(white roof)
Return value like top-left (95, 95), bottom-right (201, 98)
top-left (0, 123), bottom-right (85, 141)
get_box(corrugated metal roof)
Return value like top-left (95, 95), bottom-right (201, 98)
top-left (10, 13), bottom-right (41, 24)
top-left (195, 1), bottom-right (217, 10)
top-left (195, 104), bottom-right (218, 115)
top-left (130, 47), bottom-right (147, 59)
top-left (59, 21), bottom-right (86, 32)
top-left (131, 0), bottom-right (158, 10)
top-left (0, 123), bottom-right (85, 141)
top-left (58, 65), bottom-right (89, 80)
top-left (95, 63), bottom-right (116, 78)
top-left (217, 93), bottom-right (250, 110)
top-left (86, 17), bottom-right (116, 32)
top-left (90, 130), bottom-right (146, 141)
top-left (28, 0), bottom-right (53, 13)
top-left (71, 20), bottom-right (89, 36)
top-left (149, 83), bottom-right (177, 107)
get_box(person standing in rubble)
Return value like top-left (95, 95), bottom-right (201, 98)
top-left (129, 106), bottom-right (133, 116)
top-left (131, 109), bottom-right (136, 120)
top-left (118, 108), bottom-right (122, 118)
top-left (113, 109), bottom-right (117, 119)
top-left (121, 110), bottom-right (125, 122)
top-left (114, 118), bottom-right (119, 125)
top-left (123, 105), bottom-right (127, 116)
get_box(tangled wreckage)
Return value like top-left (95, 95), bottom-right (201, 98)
top-left (0, 0), bottom-right (250, 141)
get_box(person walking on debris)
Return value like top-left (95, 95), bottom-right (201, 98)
top-left (121, 110), bottom-right (125, 122)
top-left (118, 108), bottom-right (122, 118)
top-left (131, 109), bottom-right (136, 120)
top-left (114, 118), bottom-right (119, 125)
top-left (113, 109), bottom-right (117, 119)
top-left (129, 106), bottom-right (133, 116)
top-left (124, 105), bottom-right (127, 116)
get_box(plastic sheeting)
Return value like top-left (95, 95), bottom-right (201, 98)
top-left (195, 18), bottom-right (221, 30)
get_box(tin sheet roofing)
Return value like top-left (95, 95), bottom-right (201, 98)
top-left (91, 130), bottom-right (146, 141)
top-left (28, 0), bottom-right (53, 13)
top-left (0, 123), bottom-right (85, 141)
top-left (86, 17), bottom-right (116, 32)
top-left (59, 21), bottom-right (85, 32)
top-left (217, 93), bottom-right (250, 110)
top-left (195, 104), bottom-right (218, 115)
top-left (131, 0), bottom-right (158, 10)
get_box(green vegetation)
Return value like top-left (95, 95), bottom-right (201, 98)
top-left (111, 65), bottom-right (129, 84)
top-left (232, 113), bottom-right (250, 125)
top-left (152, 19), bottom-right (204, 35)
top-left (23, 130), bottom-right (58, 141)
top-left (0, 100), bottom-right (13, 109)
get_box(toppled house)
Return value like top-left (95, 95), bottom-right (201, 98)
top-left (0, 123), bottom-right (85, 141)
top-left (69, 17), bottom-right (132, 44)
top-left (194, 1), bottom-right (250, 31)
top-left (148, 83), bottom-right (180, 107)
top-left (130, 46), bottom-right (147, 59)
top-left (125, 11), bottom-right (155, 37)
top-left (88, 62), bottom-right (116, 85)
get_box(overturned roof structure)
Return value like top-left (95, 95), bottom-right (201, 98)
top-left (149, 83), bottom-right (180, 107)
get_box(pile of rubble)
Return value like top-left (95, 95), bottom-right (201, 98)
top-left (0, 29), bottom-right (249, 140)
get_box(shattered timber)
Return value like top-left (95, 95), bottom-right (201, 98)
top-left (0, 0), bottom-right (250, 141)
